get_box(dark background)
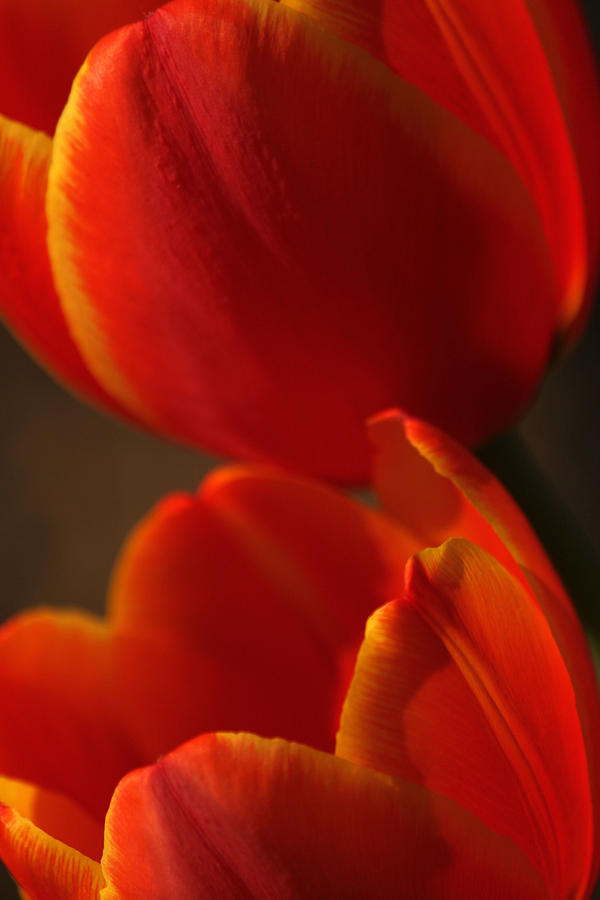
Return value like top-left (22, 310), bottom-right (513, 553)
top-left (1, 1), bottom-right (600, 895)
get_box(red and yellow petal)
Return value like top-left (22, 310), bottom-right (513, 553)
top-left (372, 410), bottom-right (600, 883)
top-left (0, 115), bottom-right (130, 419)
top-left (0, 605), bottom-right (229, 837)
top-left (0, 461), bottom-right (418, 835)
top-left (0, 0), bottom-right (150, 133)
top-left (337, 539), bottom-right (594, 898)
top-left (100, 732), bottom-right (547, 899)
top-left (398, 414), bottom-right (572, 600)
top-left (0, 603), bottom-right (348, 831)
top-left (370, 408), bottom-right (588, 620)
top-left (0, 610), bottom-right (139, 826)
top-left (280, 0), bottom-right (591, 336)
top-left (0, 602), bottom-right (338, 839)
top-left (523, 0), bottom-right (600, 329)
top-left (369, 410), bottom-right (600, 810)
top-left (368, 410), bottom-right (529, 586)
top-left (47, 0), bottom-right (556, 478)
top-left (0, 806), bottom-right (103, 900)
top-left (109, 465), bottom-right (418, 749)
top-left (0, 778), bottom-right (103, 862)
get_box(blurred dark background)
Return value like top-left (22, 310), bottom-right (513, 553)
top-left (1, 1), bottom-right (600, 896)
top-left (3, 306), bottom-right (598, 625)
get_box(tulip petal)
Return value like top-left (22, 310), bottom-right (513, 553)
top-left (101, 732), bottom-right (547, 899)
top-left (109, 466), bottom-right (417, 749)
top-left (0, 604), bottom-right (341, 831)
top-left (0, 605), bottom-right (302, 835)
top-left (0, 463), bottom-right (417, 838)
top-left (0, 777), bottom-right (103, 862)
top-left (0, 0), bottom-right (150, 133)
top-left (523, 0), bottom-right (600, 328)
top-left (369, 409), bottom-right (600, 854)
top-left (337, 539), bottom-right (593, 898)
top-left (47, 0), bottom-right (555, 476)
top-left (0, 605), bottom-right (303, 834)
top-left (368, 410), bottom-right (528, 586)
top-left (369, 409), bottom-right (587, 624)
top-left (0, 115), bottom-right (129, 418)
top-left (280, 0), bottom-right (589, 334)
top-left (0, 610), bottom-right (139, 827)
top-left (0, 806), bottom-right (103, 900)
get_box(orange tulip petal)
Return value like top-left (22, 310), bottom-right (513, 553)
top-left (371, 409), bottom-right (600, 884)
top-left (0, 0), bottom-right (150, 133)
top-left (0, 778), bottom-right (103, 862)
top-left (46, 0), bottom-right (556, 477)
top-left (399, 414), bottom-right (571, 600)
top-left (0, 463), bottom-right (417, 836)
top-left (369, 409), bottom-right (600, 788)
top-left (109, 465), bottom-right (417, 749)
top-left (0, 606), bottom-right (224, 831)
top-left (0, 806), bottom-right (103, 900)
top-left (101, 732), bottom-right (547, 899)
top-left (372, 405), bottom-right (576, 606)
top-left (523, 0), bottom-right (600, 329)
top-left (0, 603), bottom-right (341, 835)
top-left (281, 0), bottom-right (589, 333)
top-left (0, 115), bottom-right (130, 418)
top-left (0, 610), bottom-right (139, 825)
top-left (337, 539), bottom-right (594, 898)
top-left (0, 604), bottom-right (345, 829)
top-left (368, 410), bottom-right (527, 586)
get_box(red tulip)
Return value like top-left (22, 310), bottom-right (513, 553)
top-left (0, 0), bottom-right (151, 135)
top-left (0, 412), bottom-right (597, 897)
top-left (1, 0), bottom-right (599, 481)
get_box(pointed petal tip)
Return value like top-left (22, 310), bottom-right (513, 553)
top-left (367, 408), bottom-right (440, 454)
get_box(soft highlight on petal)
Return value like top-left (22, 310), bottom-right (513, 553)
top-left (0, 777), bottom-right (103, 862)
top-left (0, 806), bottom-right (103, 900)
top-left (368, 410), bottom-right (528, 586)
top-left (523, 0), bottom-right (600, 329)
top-left (338, 539), bottom-right (594, 897)
top-left (377, 410), bottom-right (600, 880)
top-left (0, 114), bottom-right (130, 419)
top-left (419, 539), bottom-right (590, 896)
top-left (101, 732), bottom-right (547, 899)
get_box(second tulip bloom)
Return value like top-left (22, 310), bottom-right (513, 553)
top-left (0, 413), bottom-right (597, 898)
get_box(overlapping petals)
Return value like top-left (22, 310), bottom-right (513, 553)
top-left (338, 541), bottom-right (592, 897)
top-left (0, 413), bottom-right (596, 897)
top-left (1, 0), bottom-right (598, 479)
top-left (0, 0), bottom-right (149, 133)
top-left (0, 117), bottom-right (130, 417)
top-left (99, 734), bottom-right (550, 899)
top-left (280, 0), bottom-right (600, 332)
top-left (0, 464), bottom-right (412, 848)
top-left (1, 734), bottom-right (549, 899)
top-left (369, 411), bottom-right (600, 848)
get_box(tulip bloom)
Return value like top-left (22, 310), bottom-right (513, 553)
top-left (0, 412), bottom-right (597, 897)
top-left (1, 1), bottom-right (599, 481)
